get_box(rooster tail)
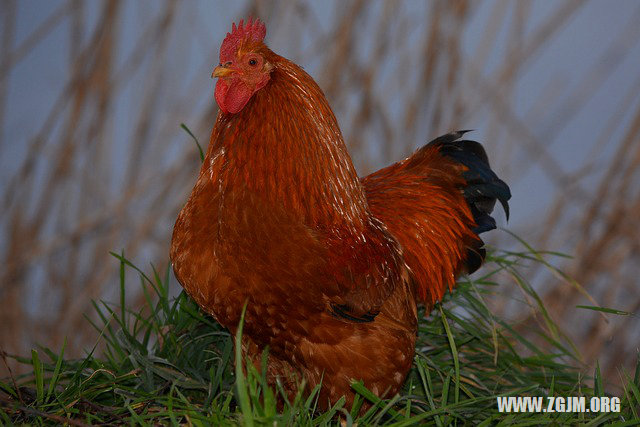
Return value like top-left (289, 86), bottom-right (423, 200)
top-left (363, 130), bottom-right (510, 305)
top-left (426, 131), bottom-right (511, 273)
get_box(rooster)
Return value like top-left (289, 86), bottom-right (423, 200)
top-left (170, 19), bottom-right (510, 410)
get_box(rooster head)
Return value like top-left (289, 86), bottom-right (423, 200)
top-left (213, 18), bottom-right (273, 114)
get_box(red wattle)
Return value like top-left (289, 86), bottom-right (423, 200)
top-left (215, 79), bottom-right (230, 114)
top-left (215, 79), bottom-right (253, 114)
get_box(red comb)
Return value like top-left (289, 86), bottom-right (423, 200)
top-left (220, 18), bottom-right (267, 62)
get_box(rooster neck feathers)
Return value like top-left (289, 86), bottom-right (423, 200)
top-left (209, 52), bottom-right (370, 231)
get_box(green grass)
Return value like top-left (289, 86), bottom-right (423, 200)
top-left (1, 243), bottom-right (639, 425)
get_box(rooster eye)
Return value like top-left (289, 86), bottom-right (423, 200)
top-left (249, 58), bottom-right (258, 66)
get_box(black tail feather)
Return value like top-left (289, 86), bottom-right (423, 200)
top-left (428, 131), bottom-right (511, 273)
top-left (465, 245), bottom-right (486, 275)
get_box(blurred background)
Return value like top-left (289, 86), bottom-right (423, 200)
top-left (1, 0), bottom-right (639, 388)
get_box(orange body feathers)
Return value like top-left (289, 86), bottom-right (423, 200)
top-left (171, 19), bottom-right (510, 410)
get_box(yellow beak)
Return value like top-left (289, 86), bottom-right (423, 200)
top-left (213, 66), bottom-right (234, 78)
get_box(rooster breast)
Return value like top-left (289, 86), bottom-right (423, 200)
top-left (171, 142), bottom-right (418, 410)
